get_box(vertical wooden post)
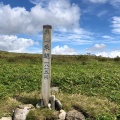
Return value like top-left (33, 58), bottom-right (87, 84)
top-left (42, 25), bottom-right (52, 106)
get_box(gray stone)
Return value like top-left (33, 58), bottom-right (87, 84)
top-left (0, 117), bottom-right (12, 120)
top-left (18, 104), bottom-right (34, 109)
top-left (59, 110), bottom-right (66, 120)
top-left (36, 99), bottom-right (44, 108)
top-left (50, 95), bottom-right (55, 110)
top-left (13, 104), bottom-right (34, 120)
top-left (13, 108), bottom-right (29, 120)
top-left (66, 110), bottom-right (85, 120)
top-left (51, 87), bottom-right (59, 94)
top-left (48, 103), bottom-right (51, 110)
top-left (36, 103), bottom-right (41, 108)
top-left (55, 99), bottom-right (62, 110)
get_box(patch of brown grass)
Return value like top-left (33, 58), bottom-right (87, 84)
top-left (0, 97), bottom-right (20, 118)
top-left (0, 91), bottom-right (119, 119)
top-left (56, 93), bottom-right (119, 119)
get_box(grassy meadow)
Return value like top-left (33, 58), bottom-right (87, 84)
top-left (0, 50), bottom-right (120, 119)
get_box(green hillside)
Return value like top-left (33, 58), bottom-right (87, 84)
top-left (0, 50), bottom-right (120, 119)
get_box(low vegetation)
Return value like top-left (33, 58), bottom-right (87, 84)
top-left (0, 51), bottom-right (120, 119)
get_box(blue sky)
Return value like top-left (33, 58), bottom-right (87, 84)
top-left (0, 0), bottom-right (120, 57)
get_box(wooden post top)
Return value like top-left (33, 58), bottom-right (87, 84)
top-left (43, 25), bottom-right (52, 29)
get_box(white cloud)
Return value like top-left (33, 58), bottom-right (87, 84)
top-left (86, 43), bottom-right (106, 52)
top-left (30, 0), bottom-right (47, 5)
top-left (0, 0), bottom-right (80, 34)
top-left (88, 0), bottom-right (120, 8)
top-left (0, 4), bottom-right (30, 34)
top-left (0, 1), bottom-right (92, 49)
top-left (88, 0), bottom-right (108, 4)
top-left (0, 35), bottom-right (37, 52)
top-left (86, 43), bottom-right (120, 58)
top-left (110, 0), bottom-right (120, 8)
top-left (96, 52), bottom-right (108, 57)
top-left (94, 44), bottom-right (106, 50)
top-left (52, 45), bottom-right (77, 55)
top-left (112, 16), bottom-right (120, 34)
top-left (96, 50), bottom-right (120, 58)
top-left (102, 35), bottom-right (113, 39)
top-left (53, 30), bottom-right (93, 45)
top-left (97, 10), bottom-right (108, 17)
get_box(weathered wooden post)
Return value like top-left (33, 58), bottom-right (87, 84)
top-left (42, 25), bottom-right (52, 106)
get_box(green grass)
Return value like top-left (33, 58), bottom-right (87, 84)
top-left (0, 51), bottom-right (120, 119)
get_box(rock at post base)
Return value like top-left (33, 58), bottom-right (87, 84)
top-left (66, 110), bottom-right (85, 120)
top-left (55, 99), bottom-right (62, 111)
top-left (0, 117), bottom-right (12, 120)
top-left (51, 87), bottom-right (59, 94)
top-left (36, 99), bottom-right (44, 108)
top-left (13, 104), bottom-right (34, 120)
top-left (59, 110), bottom-right (66, 120)
top-left (18, 104), bottom-right (34, 109)
top-left (50, 95), bottom-right (55, 110)
top-left (48, 103), bottom-right (51, 110)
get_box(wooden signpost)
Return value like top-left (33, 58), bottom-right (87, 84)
top-left (42, 25), bottom-right (52, 106)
